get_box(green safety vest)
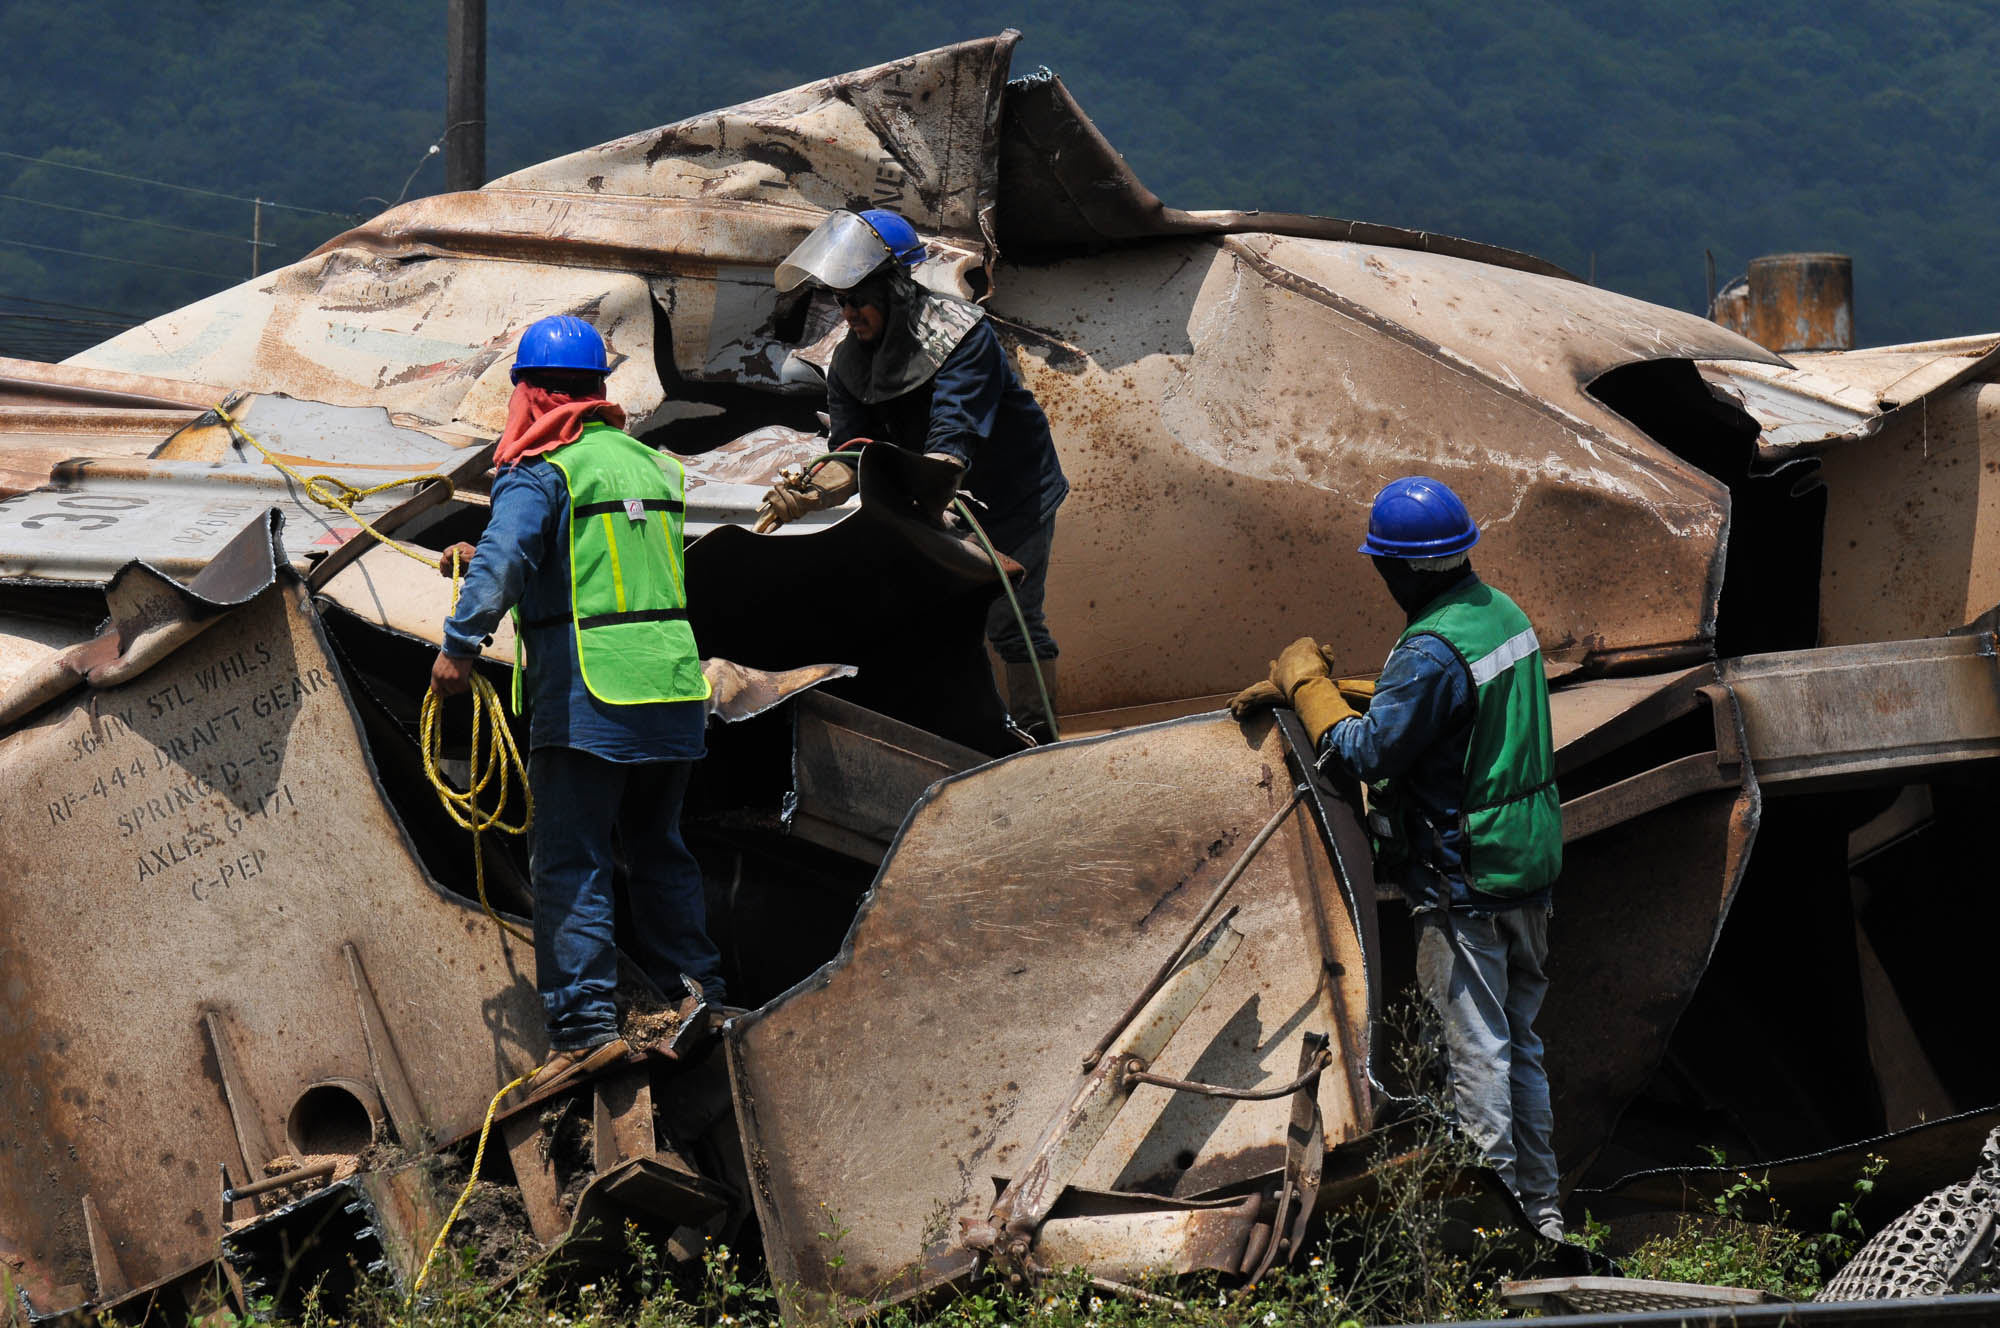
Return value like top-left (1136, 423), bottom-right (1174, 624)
top-left (517, 421), bottom-right (710, 707)
top-left (1371, 580), bottom-right (1560, 897)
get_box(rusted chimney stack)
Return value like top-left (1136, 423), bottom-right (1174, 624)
top-left (1711, 252), bottom-right (1854, 353)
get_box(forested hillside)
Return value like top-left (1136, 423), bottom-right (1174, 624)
top-left (5, 0), bottom-right (1994, 359)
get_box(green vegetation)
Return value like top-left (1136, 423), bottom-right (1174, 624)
top-left (3, 3), bottom-right (1996, 359)
top-left (1579, 1147), bottom-right (1889, 1303)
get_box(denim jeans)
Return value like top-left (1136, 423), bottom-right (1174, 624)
top-left (984, 516), bottom-right (1058, 663)
top-left (1414, 904), bottom-right (1562, 1236)
top-left (527, 747), bottom-right (726, 1050)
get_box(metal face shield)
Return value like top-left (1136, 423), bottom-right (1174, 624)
top-left (774, 210), bottom-right (895, 294)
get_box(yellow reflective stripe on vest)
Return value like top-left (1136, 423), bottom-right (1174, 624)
top-left (599, 511), bottom-right (629, 612)
top-left (541, 425), bottom-right (710, 705)
top-left (656, 510), bottom-right (686, 602)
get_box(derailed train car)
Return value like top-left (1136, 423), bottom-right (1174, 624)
top-left (4, 30), bottom-right (2000, 1323)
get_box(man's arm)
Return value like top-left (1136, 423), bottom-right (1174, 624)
top-left (1317, 635), bottom-right (1472, 783)
top-left (430, 464), bottom-right (560, 694)
top-left (921, 322), bottom-right (1009, 467)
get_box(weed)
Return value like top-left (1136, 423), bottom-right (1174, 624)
top-left (1594, 1147), bottom-right (1888, 1300)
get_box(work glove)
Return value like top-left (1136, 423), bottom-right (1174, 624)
top-left (1230, 642), bottom-right (1375, 720)
top-left (754, 459), bottom-right (857, 533)
top-left (1269, 635), bottom-right (1357, 745)
top-left (1289, 675), bottom-right (1357, 747)
top-left (1271, 636), bottom-right (1332, 696)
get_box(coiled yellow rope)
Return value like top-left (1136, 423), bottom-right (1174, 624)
top-left (214, 402), bottom-right (532, 939)
top-left (220, 403), bottom-right (547, 1305)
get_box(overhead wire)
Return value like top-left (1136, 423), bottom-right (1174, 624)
top-left (0, 236), bottom-right (237, 279)
top-left (0, 150), bottom-right (357, 219)
top-left (0, 290), bottom-right (145, 320)
top-left (0, 191), bottom-right (276, 247)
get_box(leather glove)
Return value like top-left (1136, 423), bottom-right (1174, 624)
top-left (1336, 676), bottom-right (1376, 707)
top-left (1229, 679), bottom-right (1284, 719)
top-left (754, 460), bottom-right (856, 533)
top-left (1270, 636), bottom-right (1333, 697)
top-left (1291, 674), bottom-right (1358, 746)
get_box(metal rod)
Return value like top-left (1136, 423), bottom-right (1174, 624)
top-left (1086, 1276), bottom-right (1186, 1312)
top-left (1081, 784), bottom-right (1307, 1069)
top-left (222, 1158), bottom-right (337, 1203)
top-left (1125, 1047), bottom-right (1331, 1101)
top-left (250, 198), bottom-right (262, 277)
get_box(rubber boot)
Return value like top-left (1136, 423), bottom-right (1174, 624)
top-left (1003, 658), bottom-right (1059, 744)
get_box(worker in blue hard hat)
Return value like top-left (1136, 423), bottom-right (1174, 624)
top-left (760, 208), bottom-right (1071, 742)
top-left (1233, 475), bottom-right (1565, 1239)
top-left (427, 313), bottom-right (727, 1091)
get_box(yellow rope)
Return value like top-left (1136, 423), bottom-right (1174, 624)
top-left (214, 403), bottom-right (531, 939)
top-left (210, 401), bottom-right (447, 572)
top-left (407, 1069), bottom-right (532, 1305)
top-left (417, 554), bottom-right (533, 943)
top-left (218, 402), bottom-right (543, 1305)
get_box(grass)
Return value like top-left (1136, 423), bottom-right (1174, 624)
top-left (185, 1006), bottom-right (1892, 1328)
top-left (1577, 1146), bottom-right (1888, 1303)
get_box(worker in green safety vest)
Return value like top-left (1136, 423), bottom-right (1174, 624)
top-left (429, 314), bottom-right (723, 1095)
top-left (1233, 475), bottom-right (1565, 1239)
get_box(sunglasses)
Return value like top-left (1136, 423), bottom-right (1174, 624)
top-left (833, 291), bottom-right (872, 310)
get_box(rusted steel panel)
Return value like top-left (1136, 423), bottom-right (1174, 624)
top-left (1697, 359), bottom-right (1876, 452)
top-left (0, 613), bottom-right (91, 697)
top-left (995, 237), bottom-right (1756, 710)
top-left (1700, 341), bottom-right (2000, 458)
top-left (1723, 633), bottom-right (2000, 786)
top-left (1814, 382), bottom-right (2000, 645)
top-left (489, 36), bottom-right (1018, 243)
top-left (1540, 785), bottom-right (1760, 1175)
top-left (0, 570), bottom-right (544, 1317)
top-left (0, 458), bottom-right (420, 584)
top-left (1030, 1193), bottom-right (1264, 1282)
top-left (786, 690), bottom-right (983, 862)
top-left (154, 395), bottom-right (467, 469)
top-left (73, 258), bottom-right (666, 437)
top-left (726, 713), bottom-right (1373, 1313)
top-left (0, 355), bottom-right (220, 410)
top-left (676, 425), bottom-right (829, 487)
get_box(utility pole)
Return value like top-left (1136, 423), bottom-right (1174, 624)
top-left (445, 0), bottom-right (486, 192)
top-left (250, 198), bottom-right (263, 276)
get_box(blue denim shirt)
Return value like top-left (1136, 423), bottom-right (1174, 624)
top-left (828, 319), bottom-right (1069, 548)
top-left (441, 457), bottom-right (706, 763)
top-left (1315, 577), bottom-right (1551, 913)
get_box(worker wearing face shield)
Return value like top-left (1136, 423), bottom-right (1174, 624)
top-left (758, 209), bottom-right (1070, 742)
top-left (1234, 476), bottom-right (1564, 1240)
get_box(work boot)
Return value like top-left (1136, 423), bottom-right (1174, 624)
top-left (511, 1037), bottom-right (631, 1106)
top-left (667, 977), bottom-right (720, 1059)
top-left (1003, 658), bottom-right (1060, 744)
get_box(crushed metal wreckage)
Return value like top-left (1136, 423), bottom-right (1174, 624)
top-left (6, 28), bottom-right (2000, 1325)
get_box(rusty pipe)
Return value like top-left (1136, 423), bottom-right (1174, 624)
top-left (1121, 1046), bottom-right (1332, 1101)
top-left (1081, 784), bottom-right (1307, 1069)
top-left (221, 1159), bottom-right (338, 1204)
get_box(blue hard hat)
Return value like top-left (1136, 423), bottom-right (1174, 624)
top-left (1358, 476), bottom-right (1481, 558)
top-left (511, 314), bottom-right (609, 383)
top-left (857, 209), bottom-right (927, 268)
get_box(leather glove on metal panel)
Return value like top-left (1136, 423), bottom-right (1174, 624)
top-left (1270, 636), bottom-right (1333, 696)
top-left (1290, 674), bottom-right (1358, 747)
top-left (1229, 679), bottom-right (1284, 719)
top-left (754, 460), bottom-right (856, 533)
